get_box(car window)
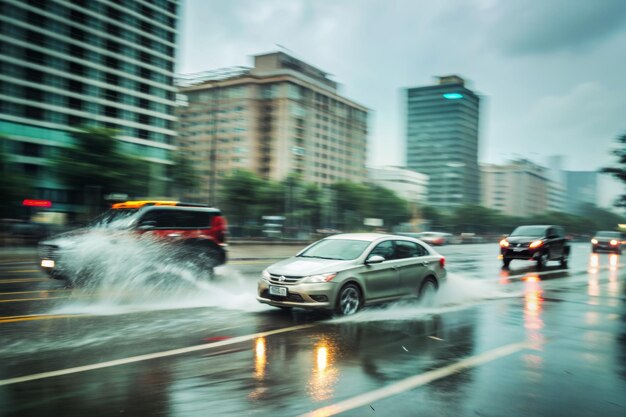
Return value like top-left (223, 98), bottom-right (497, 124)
top-left (173, 211), bottom-right (213, 228)
top-left (394, 240), bottom-right (424, 259)
top-left (510, 226), bottom-right (547, 237)
top-left (368, 240), bottom-right (395, 260)
top-left (298, 239), bottom-right (370, 260)
top-left (138, 210), bottom-right (177, 228)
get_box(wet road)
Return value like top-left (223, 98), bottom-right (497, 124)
top-left (0, 243), bottom-right (625, 417)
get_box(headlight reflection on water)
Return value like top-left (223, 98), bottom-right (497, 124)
top-left (307, 339), bottom-right (339, 402)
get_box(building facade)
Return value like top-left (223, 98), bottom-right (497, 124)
top-left (368, 166), bottom-right (429, 205)
top-left (481, 159), bottom-right (550, 217)
top-left (0, 0), bottom-right (179, 213)
top-left (565, 171), bottom-right (598, 215)
top-left (405, 75), bottom-right (481, 210)
top-left (176, 52), bottom-right (369, 203)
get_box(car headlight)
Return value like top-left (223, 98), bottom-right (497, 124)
top-left (591, 239), bottom-right (598, 244)
top-left (262, 269), bottom-right (270, 280)
top-left (529, 240), bottom-right (543, 249)
top-left (301, 272), bottom-right (337, 283)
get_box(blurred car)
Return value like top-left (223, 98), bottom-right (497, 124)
top-left (591, 231), bottom-right (622, 254)
top-left (499, 225), bottom-right (570, 269)
top-left (38, 201), bottom-right (228, 281)
top-left (257, 233), bottom-right (446, 315)
top-left (414, 231), bottom-right (453, 246)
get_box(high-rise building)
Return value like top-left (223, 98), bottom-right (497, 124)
top-left (481, 159), bottom-right (550, 217)
top-left (176, 51), bottom-right (369, 203)
top-left (0, 0), bottom-right (179, 213)
top-left (565, 171), bottom-right (598, 215)
top-left (405, 75), bottom-right (480, 210)
top-left (368, 166), bottom-right (429, 205)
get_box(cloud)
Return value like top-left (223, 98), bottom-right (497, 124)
top-left (488, 0), bottom-right (626, 56)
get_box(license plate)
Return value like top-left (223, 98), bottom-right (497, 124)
top-left (513, 248), bottom-right (524, 252)
top-left (269, 285), bottom-right (287, 297)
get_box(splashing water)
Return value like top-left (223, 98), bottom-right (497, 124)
top-left (333, 272), bottom-right (516, 323)
top-left (49, 230), bottom-right (267, 314)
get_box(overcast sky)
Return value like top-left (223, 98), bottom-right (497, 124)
top-left (177, 0), bottom-right (626, 173)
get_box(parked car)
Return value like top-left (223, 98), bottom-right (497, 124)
top-left (38, 201), bottom-right (228, 281)
top-left (591, 231), bottom-right (622, 254)
top-left (499, 225), bottom-right (570, 269)
top-left (257, 233), bottom-right (446, 315)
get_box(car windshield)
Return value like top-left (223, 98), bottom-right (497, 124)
top-left (297, 239), bottom-right (371, 260)
top-left (510, 226), bottom-right (547, 237)
top-left (596, 231), bottom-right (621, 238)
top-left (88, 208), bottom-right (139, 229)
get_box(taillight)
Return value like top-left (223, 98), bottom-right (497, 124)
top-left (499, 239), bottom-right (509, 247)
top-left (211, 215), bottom-right (228, 243)
top-left (439, 257), bottom-right (445, 268)
top-left (529, 240), bottom-right (543, 249)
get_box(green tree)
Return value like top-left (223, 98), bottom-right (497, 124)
top-left (218, 170), bottom-right (264, 234)
top-left (54, 127), bottom-right (151, 206)
top-left (0, 136), bottom-right (33, 219)
top-left (170, 151), bottom-right (201, 196)
top-left (367, 185), bottom-right (411, 229)
top-left (601, 133), bottom-right (626, 208)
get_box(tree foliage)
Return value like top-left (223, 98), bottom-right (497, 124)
top-left (54, 127), bottom-right (151, 203)
top-left (170, 151), bottom-right (201, 194)
top-left (0, 136), bottom-right (33, 219)
top-left (601, 133), bottom-right (626, 208)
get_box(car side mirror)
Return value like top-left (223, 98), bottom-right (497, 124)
top-left (366, 255), bottom-right (385, 264)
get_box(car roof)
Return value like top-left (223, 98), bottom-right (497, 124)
top-left (325, 233), bottom-right (395, 242)
top-left (139, 205), bottom-right (222, 214)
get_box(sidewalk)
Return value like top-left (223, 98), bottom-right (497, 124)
top-left (0, 241), bottom-right (308, 261)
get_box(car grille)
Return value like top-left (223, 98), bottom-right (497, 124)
top-left (268, 274), bottom-right (302, 286)
top-left (260, 290), bottom-right (304, 303)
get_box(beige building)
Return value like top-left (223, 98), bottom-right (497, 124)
top-left (368, 166), bottom-right (429, 205)
top-left (176, 52), bottom-right (369, 203)
top-left (481, 159), bottom-right (550, 217)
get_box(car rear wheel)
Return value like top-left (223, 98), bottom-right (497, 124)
top-left (560, 251), bottom-right (568, 268)
top-left (336, 284), bottom-right (362, 316)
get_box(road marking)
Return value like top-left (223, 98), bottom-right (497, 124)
top-left (0, 323), bottom-right (315, 386)
top-left (0, 289), bottom-right (68, 296)
top-left (0, 278), bottom-right (49, 284)
top-left (298, 340), bottom-right (531, 417)
top-left (0, 296), bottom-right (69, 303)
top-left (5, 269), bottom-right (40, 273)
top-left (0, 314), bottom-right (86, 324)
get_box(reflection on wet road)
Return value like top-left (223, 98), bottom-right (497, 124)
top-left (0, 242), bottom-right (625, 416)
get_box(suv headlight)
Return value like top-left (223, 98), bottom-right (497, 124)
top-left (301, 272), bottom-right (337, 283)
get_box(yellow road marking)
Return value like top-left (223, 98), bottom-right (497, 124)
top-left (0, 278), bottom-right (50, 284)
top-left (0, 296), bottom-right (69, 303)
top-left (5, 270), bottom-right (41, 273)
top-left (0, 314), bottom-right (86, 324)
top-left (0, 289), bottom-right (69, 296)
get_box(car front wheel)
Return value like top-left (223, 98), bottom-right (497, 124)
top-left (336, 284), bottom-right (362, 316)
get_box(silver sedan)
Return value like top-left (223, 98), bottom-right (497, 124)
top-left (257, 233), bottom-right (447, 315)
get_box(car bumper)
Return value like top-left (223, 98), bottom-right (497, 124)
top-left (501, 248), bottom-right (541, 260)
top-left (257, 280), bottom-right (335, 310)
top-left (592, 243), bottom-right (621, 252)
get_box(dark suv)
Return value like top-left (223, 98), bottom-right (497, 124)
top-left (39, 201), bottom-right (228, 280)
top-left (499, 225), bottom-right (570, 269)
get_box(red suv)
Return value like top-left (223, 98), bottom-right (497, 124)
top-left (39, 201), bottom-right (228, 280)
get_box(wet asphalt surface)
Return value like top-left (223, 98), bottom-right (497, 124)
top-left (0, 242), bottom-right (624, 417)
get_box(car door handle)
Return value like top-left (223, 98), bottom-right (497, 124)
top-left (421, 261), bottom-right (429, 266)
top-left (167, 233), bottom-right (182, 238)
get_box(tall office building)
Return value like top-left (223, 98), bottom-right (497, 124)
top-left (0, 0), bottom-right (179, 213)
top-left (176, 51), bottom-right (369, 203)
top-left (481, 159), bottom-right (550, 217)
top-left (405, 75), bottom-right (480, 210)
